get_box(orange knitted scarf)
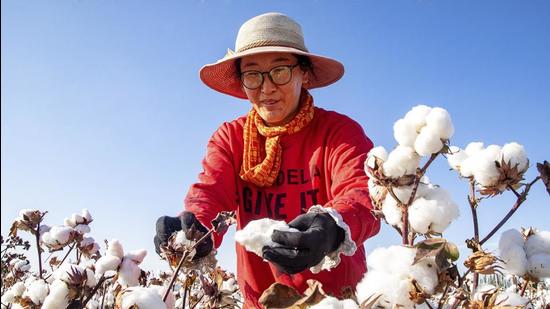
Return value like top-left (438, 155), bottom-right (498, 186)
top-left (240, 90), bottom-right (315, 187)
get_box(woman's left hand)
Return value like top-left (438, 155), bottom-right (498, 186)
top-left (262, 212), bottom-right (345, 274)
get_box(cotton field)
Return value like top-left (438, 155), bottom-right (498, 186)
top-left (2, 105), bottom-right (549, 308)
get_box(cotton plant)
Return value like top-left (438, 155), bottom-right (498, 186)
top-left (361, 104), bottom-right (549, 308)
top-left (95, 239), bottom-right (148, 288)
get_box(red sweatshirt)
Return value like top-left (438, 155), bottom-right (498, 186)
top-left (185, 106), bottom-right (380, 308)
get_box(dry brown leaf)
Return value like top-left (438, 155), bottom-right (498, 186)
top-left (259, 282), bottom-right (302, 308)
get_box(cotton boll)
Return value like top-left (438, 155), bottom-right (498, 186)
top-left (447, 146), bottom-right (468, 171)
top-left (85, 268), bottom-right (97, 287)
top-left (1, 290), bottom-right (15, 304)
top-left (107, 239), bottom-right (124, 259)
top-left (499, 244), bottom-right (527, 276)
top-left (125, 249), bottom-right (147, 264)
top-left (120, 287), bottom-right (167, 309)
top-left (11, 281), bottom-right (26, 297)
top-left (408, 198), bottom-right (437, 234)
top-left (409, 258), bottom-right (439, 294)
top-left (459, 156), bottom-right (476, 178)
top-left (499, 229), bottom-right (525, 252)
top-left (495, 292), bottom-right (532, 308)
top-left (64, 217), bottom-right (76, 227)
top-left (404, 105), bottom-right (432, 131)
top-left (49, 226), bottom-right (74, 245)
top-left (13, 259), bottom-right (31, 272)
top-left (309, 296), bottom-right (359, 309)
top-left (71, 213), bottom-right (85, 225)
top-left (95, 255), bottom-right (122, 275)
top-left (472, 157), bottom-right (500, 187)
top-left (235, 218), bottom-right (298, 257)
top-left (150, 285), bottom-right (175, 309)
top-left (527, 254), bottom-right (550, 279)
top-left (42, 280), bottom-right (70, 309)
top-left (74, 224), bottom-right (91, 234)
top-left (501, 142), bottom-right (529, 172)
top-left (393, 118), bottom-right (418, 147)
top-left (81, 209), bottom-right (92, 222)
top-left (24, 279), bottom-right (49, 305)
top-left (368, 179), bottom-right (385, 202)
top-left (465, 142), bottom-right (484, 156)
top-left (415, 126), bottom-right (444, 156)
top-left (425, 107), bottom-right (454, 139)
top-left (383, 146), bottom-right (420, 178)
top-left (367, 246), bottom-right (415, 276)
top-left (118, 258), bottom-right (142, 287)
top-left (482, 145), bottom-right (502, 162)
top-left (356, 270), bottom-right (396, 308)
top-left (525, 230), bottom-right (550, 257)
top-left (38, 224), bottom-right (51, 236)
top-left (365, 146), bottom-right (388, 175)
top-left (382, 195), bottom-right (403, 228)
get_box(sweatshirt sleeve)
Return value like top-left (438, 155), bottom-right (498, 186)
top-left (184, 122), bottom-right (240, 248)
top-left (325, 118), bottom-right (381, 246)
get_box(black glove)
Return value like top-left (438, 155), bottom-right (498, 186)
top-left (154, 211), bottom-right (213, 259)
top-left (262, 212), bottom-right (345, 274)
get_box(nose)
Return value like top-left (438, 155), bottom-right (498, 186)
top-left (260, 72), bottom-right (277, 94)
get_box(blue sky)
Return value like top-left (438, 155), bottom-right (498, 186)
top-left (2, 1), bottom-right (549, 275)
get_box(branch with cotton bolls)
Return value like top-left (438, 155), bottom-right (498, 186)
top-left (360, 104), bottom-right (549, 309)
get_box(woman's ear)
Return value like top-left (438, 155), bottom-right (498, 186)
top-left (301, 70), bottom-right (309, 87)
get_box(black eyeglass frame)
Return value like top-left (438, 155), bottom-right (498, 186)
top-left (240, 64), bottom-right (301, 90)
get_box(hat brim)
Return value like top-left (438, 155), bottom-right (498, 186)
top-left (199, 46), bottom-right (345, 100)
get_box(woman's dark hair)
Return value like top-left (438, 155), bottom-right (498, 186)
top-left (234, 54), bottom-right (315, 79)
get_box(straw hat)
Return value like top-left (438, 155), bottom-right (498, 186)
top-left (199, 12), bottom-right (345, 99)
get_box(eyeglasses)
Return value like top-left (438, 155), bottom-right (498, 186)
top-left (240, 64), bottom-right (300, 90)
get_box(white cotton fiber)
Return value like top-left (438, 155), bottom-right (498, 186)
top-left (404, 105), bottom-right (432, 131)
top-left (118, 258), bottom-right (142, 287)
top-left (414, 126), bottom-right (444, 156)
top-left (309, 296), bottom-right (359, 309)
top-left (409, 258), bottom-right (439, 294)
top-left (42, 280), bottom-right (69, 309)
top-left (525, 230), bottom-right (550, 257)
top-left (499, 244), bottom-right (527, 276)
top-left (472, 156), bottom-right (500, 187)
top-left (465, 142), bottom-right (484, 156)
top-left (527, 254), bottom-right (550, 279)
top-left (383, 146), bottom-right (420, 178)
top-left (64, 217), bottom-right (76, 227)
top-left (495, 292), bottom-right (532, 308)
top-left (365, 146), bottom-right (388, 176)
top-left (44, 226), bottom-right (73, 244)
top-left (501, 142), bottom-right (529, 172)
top-left (107, 239), bottom-right (125, 259)
top-left (381, 195), bottom-right (403, 228)
top-left (125, 249), bottom-right (147, 264)
top-left (447, 146), bottom-right (468, 171)
top-left (235, 218), bottom-right (298, 257)
top-left (425, 107), bottom-right (454, 139)
top-left (81, 209), bottom-right (92, 222)
top-left (393, 118), bottom-right (418, 147)
top-left (120, 287), bottom-right (167, 309)
top-left (74, 224), bottom-right (91, 234)
top-left (408, 187), bottom-right (459, 234)
top-left (11, 282), bottom-right (25, 297)
top-left (24, 279), bottom-right (49, 305)
top-left (95, 255), bottom-right (122, 275)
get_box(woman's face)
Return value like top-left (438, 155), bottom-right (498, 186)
top-left (240, 52), bottom-right (309, 127)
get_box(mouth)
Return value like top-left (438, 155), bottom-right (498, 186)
top-left (261, 99), bottom-right (279, 106)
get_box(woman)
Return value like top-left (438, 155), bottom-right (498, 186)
top-left (155, 12), bottom-right (380, 308)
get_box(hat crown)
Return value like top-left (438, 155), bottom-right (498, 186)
top-left (235, 12), bottom-right (308, 53)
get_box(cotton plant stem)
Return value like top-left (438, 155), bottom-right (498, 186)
top-left (163, 229), bottom-right (215, 302)
top-left (190, 294), bottom-right (205, 309)
top-left (480, 176), bottom-right (541, 245)
top-left (520, 278), bottom-right (529, 297)
top-left (81, 274), bottom-right (111, 309)
top-left (44, 243), bottom-right (76, 280)
top-left (437, 285), bottom-right (450, 309)
top-left (35, 222), bottom-right (43, 279)
top-left (468, 179), bottom-right (480, 292)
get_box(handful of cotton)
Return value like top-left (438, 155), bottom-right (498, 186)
top-left (234, 218), bottom-right (299, 258)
